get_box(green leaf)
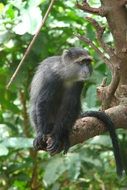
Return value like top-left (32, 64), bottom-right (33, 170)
top-left (43, 157), bottom-right (67, 186)
top-left (28, 0), bottom-right (42, 7)
top-left (65, 153), bottom-right (81, 180)
top-left (0, 144), bottom-right (9, 156)
top-left (90, 135), bottom-right (112, 147)
top-left (0, 31), bottom-right (9, 44)
top-left (2, 137), bottom-right (33, 148)
top-left (86, 23), bottom-right (96, 40)
top-left (79, 150), bottom-right (102, 167)
top-left (13, 7), bottom-right (42, 35)
top-left (5, 4), bottom-right (15, 19)
top-left (85, 85), bottom-right (97, 108)
top-left (0, 3), bottom-right (4, 13)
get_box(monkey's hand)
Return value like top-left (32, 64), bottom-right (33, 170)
top-left (33, 134), bottom-right (47, 151)
top-left (46, 133), bottom-right (70, 155)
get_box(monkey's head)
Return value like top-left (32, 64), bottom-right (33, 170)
top-left (62, 47), bottom-right (93, 82)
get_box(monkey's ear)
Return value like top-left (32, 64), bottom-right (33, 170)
top-left (62, 49), bottom-right (70, 62)
top-left (63, 49), bottom-right (69, 56)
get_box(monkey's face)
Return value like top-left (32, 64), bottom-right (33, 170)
top-left (74, 58), bottom-right (92, 81)
top-left (62, 47), bottom-right (93, 83)
top-left (74, 58), bottom-right (93, 81)
top-left (63, 58), bottom-right (92, 84)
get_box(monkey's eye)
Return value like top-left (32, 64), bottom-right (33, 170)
top-left (85, 59), bottom-right (91, 65)
top-left (78, 61), bottom-right (83, 65)
top-left (78, 59), bottom-right (91, 65)
top-left (78, 59), bottom-right (86, 65)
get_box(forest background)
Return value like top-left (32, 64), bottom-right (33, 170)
top-left (0, 0), bottom-right (127, 189)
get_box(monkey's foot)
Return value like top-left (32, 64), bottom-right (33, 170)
top-left (33, 135), bottom-right (47, 151)
top-left (46, 135), bottom-right (70, 155)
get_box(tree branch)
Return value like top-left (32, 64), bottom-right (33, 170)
top-left (70, 105), bottom-right (127, 147)
top-left (108, 67), bottom-right (120, 98)
top-left (76, 2), bottom-right (108, 16)
top-left (97, 67), bottom-right (120, 109)
top-left (86, 17), bottom-right (115, 63)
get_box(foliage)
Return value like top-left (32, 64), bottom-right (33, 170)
top-left (0, 0), bottom-right (127, 189)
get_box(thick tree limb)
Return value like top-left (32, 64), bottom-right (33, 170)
top-left (70, 105), bottom-right (127, 146)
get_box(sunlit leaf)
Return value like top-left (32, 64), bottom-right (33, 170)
top-left (65, 153), bottom-right (81, 180)
top-left (5, 4), bottom-right (15, 19)
top-left (43, 157), bottom-right (67, 186)
top-left (13, 7), bottom-right (42, 35)
top-left (90, 135), bottom-right (112, 147)
top-left (2, 137), bottom-right (33, 148)
top-left (0, 3), bottom-right (4, 13)
top-left (85, 85), bottom-right (97, 108)
top-left (0, 144), bottom-right (9, 156)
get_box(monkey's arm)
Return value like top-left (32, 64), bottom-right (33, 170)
top-left (33, 74), bottom-right (62, 150)
top-left (47, 82), bottom-right (83, 154)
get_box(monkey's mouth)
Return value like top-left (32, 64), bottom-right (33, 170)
top-left (78, 76), bottom-right (90, 82)
top-left (80, 71), bottom-right (92, 81)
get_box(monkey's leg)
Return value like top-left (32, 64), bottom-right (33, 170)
top-left (47, 83), bottom-right (83, 154)
top-left (33, 95), bottom-right (54, 150)
top-left (30, 107), bottom-right (47, 150)
top-left (34, 76), bottom-right (63, 151)
top-left (47, 108), bottom-right (80, 155)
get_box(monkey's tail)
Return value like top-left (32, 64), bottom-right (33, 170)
top-left (81, 111), bottom-right (124, 177)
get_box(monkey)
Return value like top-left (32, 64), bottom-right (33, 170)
top-left (29, 47), bottom-right (124, 176)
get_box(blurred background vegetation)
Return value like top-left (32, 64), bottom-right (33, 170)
top-left (0, 0), bottom-right (127, 189)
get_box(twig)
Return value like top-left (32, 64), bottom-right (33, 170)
top-left (101, 77), bottom-right (107, 87)
top-left (6, 0), bottom-right (56, 89)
